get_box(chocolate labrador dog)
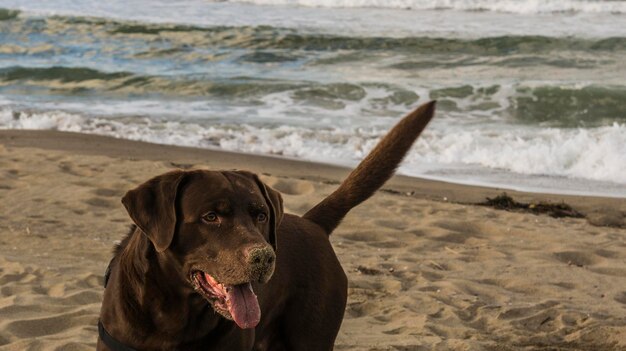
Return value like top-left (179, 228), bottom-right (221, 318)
top-left (98, 101), bottom-right (436, 350)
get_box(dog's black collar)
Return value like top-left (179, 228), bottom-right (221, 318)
top-left (98, 320), bottom-right (138, 351)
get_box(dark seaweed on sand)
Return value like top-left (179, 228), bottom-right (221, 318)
top-left (479, 193), bottom-right (584, 219)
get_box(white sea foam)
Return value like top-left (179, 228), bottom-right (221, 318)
top-left (229, 0), bottom-right (626, 14)
top-left (2, 108), bottom-right (625, 196)
top-left (404, 124), bottom-right (626, 185)
top-left (2, 0), bottom-right (626, 38)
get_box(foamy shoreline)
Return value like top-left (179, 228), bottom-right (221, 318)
top-left (3, 107), bottom-right (626, 197)
top-left (2, 129), bottom-right (625, 209)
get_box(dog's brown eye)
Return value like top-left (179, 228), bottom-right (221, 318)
top-left (202, 212), bottom-right (218, 223)
top-left (257, 213), bottom-right (267, 223)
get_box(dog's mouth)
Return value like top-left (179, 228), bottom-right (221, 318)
top-left (190, 271), bottom-right (260, 329)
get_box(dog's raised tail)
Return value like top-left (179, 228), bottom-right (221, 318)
top-left (303, 101), bottom-right (436, 235)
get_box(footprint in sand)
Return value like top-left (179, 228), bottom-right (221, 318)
top-left (58, 161), bottom-right (99, 177)
top-left (56, 290), bottom-right (102, 306)
top-left (382, 326), bottom-right (410, 335)
top-left (64, 273), bottom-right (104, 291)
top-left (367, 241), bottom-right (406, 249)
top-left (373, 219), bottom-right (408, 231)
top-left (511, 308), bottom-right (562, 333)
top-left (552, 282), bottom-right (576, 290)
top-left (260, 176), bottom-right (314, 196)
top-left (83, 197), bottom-right (116, 209)
top-left (589, 266), bottom-right (626, 277)
top-left (498, 300), bottom-right (560, 321)
top-left (93, 188), bottom-right (125, 198)
top-left (430, 220), bottom-right (489, 244)
top-left (343, 231), bottom-right (387, 243)
top-left (4, 169), bottom-right (21, 179)
top-left (420, 271), bottom-right (444, 282)
top-left (553, 251), bottom-right (601, 267)
top-left (614, 292), bottom-right (626, 305)
top-left (594, 249), bottom-right (623, 259)
top-left (47, 283), bottom-right (65, 298)
top-left (435, 220), bottom-right (483, 236)
top-left (431, 232), bottom-right (470, 244)
top-left (5, 310), bottom-right (94, 338)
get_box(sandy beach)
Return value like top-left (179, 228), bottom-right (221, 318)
top-left (0, 130), bottom-right (625, 350)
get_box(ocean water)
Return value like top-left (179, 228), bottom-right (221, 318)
top-left (0, 0), bottom-right (624, 197)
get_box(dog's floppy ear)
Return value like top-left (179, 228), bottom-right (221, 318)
top-left (242, 172), bottom-right (283, 251)
top-left (256, 177), bottom-right (283, 251)
top-left (121, 170), bottom-right (186, 252)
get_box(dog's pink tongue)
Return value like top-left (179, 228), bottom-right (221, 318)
top-left (226, 283), bottom-right (260, 329)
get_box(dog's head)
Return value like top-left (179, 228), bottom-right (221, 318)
top-left (121, 169), bottom-right (283, 329)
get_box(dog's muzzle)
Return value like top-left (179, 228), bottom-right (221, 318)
top-left (246, 246), bottom-right (276, 283)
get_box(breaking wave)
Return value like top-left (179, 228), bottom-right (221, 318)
top-left (2, 107), bottom-right (625, 186)
top-left (229, 0), bottom-right (626, 14)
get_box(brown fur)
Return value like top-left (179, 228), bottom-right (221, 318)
top-left (304, 101), bottom-right (437, 233)
top-left (98, 101), bottom-right (436, 350)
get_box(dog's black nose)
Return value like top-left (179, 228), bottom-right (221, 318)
top-left (246, 246), bottom-right (276, 281)
top-left (247, 246), bottom-right (275, 266)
